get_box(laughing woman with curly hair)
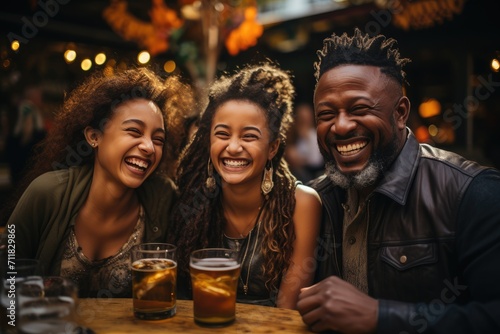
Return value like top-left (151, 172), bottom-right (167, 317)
top-left (5, 67), bottom-right (195, 298)
top-left (170, 62), bottom-right (321, 309)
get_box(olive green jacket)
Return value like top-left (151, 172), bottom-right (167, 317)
top-left (7, 164), bottom-right (177, 275)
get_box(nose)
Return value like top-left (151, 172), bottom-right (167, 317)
top-left (332, 112), bottom-right (356, 137)
top-left (138, 137), bottom-right (155, 155)
top-left (226, 137), bottom-right (243, 154)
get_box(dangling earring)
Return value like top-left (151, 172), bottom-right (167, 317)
top-left (261, 160), bottom-right (274, 196)
top-left (206, 158), bottom-right (216, 191)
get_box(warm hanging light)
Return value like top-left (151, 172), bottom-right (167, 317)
top-left (81, 58), bottom-right (92, 71)
top-left (375, 0), bottom-right (465, 30)
top-left (164, 60), bottom-right (176, 73)
top-left (491, 57), bottom-right (500, 72)
top-left (137, 51), bottom-right (150, 64)
top-left (64, 49), bottom-right (77, 63)
top-left (11, 40), bottom-right (20, 51)
top-left (418, 98), bottom-right (442, 118)
top-left (95, 53), bottom-right (106, 65)
top-left (428, 124), bottom-right (438, 137)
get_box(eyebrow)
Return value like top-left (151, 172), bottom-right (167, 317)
top-left (122, 119), bottom-right (165, 134)
top-left (213, 124), bottom-right (262, 135)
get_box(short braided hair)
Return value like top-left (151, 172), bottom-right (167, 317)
top-left (315, 27), bottom-right (411, 86)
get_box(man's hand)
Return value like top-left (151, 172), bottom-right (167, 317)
top-left (296, 276), bottom-right (378, 334)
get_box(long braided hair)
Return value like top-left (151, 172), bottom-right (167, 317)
top-left (170, 62), bottom-right (296, 291)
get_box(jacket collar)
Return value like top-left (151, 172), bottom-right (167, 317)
top-left (374, 128), bottom-right (419, 205)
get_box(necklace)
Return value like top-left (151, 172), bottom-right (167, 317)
top-left (222, 203), bottom-right (265, 295)
top-left (224, 205), bottom-right (262, 238)
top-left (223, 235), bottom-right (244, 252)
top-left (239, 216), bottom-right (262, 295)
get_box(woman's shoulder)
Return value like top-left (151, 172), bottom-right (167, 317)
top-left (27, 168), bottom-right (72, 193)
top-left (294, 183), bottom-right (321, 205)
top-left (9, 167), bottom-right (86, 224)
top-left (27, 165), bottom-right (90, 192)
top-left (291, 184), bottom-right (321, 233)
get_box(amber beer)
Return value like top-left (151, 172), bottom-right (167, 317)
top-left (190, 249), bottom-right (241, 326)
top-left (131, 243), bottom-right (177, 320)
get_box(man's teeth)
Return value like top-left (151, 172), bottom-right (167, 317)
top-left (223, 159), bottom-right (249, 167)
top-left (337, 141), bottom-right (368, 155)
top-left (126, 158), bottom-right (149, 170)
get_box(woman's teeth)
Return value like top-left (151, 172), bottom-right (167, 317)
top-left (125, 158), bottom-right (149, 170)
top-left (223, 159), bottom-right (249, 167)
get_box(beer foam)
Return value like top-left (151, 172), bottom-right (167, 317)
top-left (190, 258), bottom-right (240, 271)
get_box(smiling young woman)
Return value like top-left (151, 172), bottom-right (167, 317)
top-left (170, 62), bottom-right (322, 309)
top-left (5, 67), bottom-right (195, 298)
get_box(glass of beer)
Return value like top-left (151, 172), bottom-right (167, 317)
top-left (190, 248), bottom-right (241, 327)
top-left (131, 243), bottom-right (177, 320)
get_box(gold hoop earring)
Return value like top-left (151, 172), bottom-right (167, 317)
top-left (261, 160), bottom-right (274, 196)
top-left (206, 158), bottom-right (216, 191)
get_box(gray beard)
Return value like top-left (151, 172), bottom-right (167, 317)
top-left (323, 130), bottom-right (400, 190)
top-left (321, 117), bottom-right (403, 190)
top-left (324, 159), bottom-right (383, 190)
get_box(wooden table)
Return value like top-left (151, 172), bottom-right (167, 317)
top-left (76, 299), bottom-right (312, 333)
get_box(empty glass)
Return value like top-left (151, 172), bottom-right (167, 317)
top-left (18, 276), bottom-right (78, 334)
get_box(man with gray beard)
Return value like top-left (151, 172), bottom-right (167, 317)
top-left (296, 28), bottom-right (500, 334)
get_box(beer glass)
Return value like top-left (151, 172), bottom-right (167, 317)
top-left (131, 243), bottom-right (177, 320)
top-left (190, 248), bottom-right (241, 326)
top-left (18, 276), bottom-right (78, 334)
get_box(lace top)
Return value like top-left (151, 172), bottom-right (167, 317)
top-left (60, 206), bottom-right (145, 298)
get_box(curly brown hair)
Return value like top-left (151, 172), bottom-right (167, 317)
top-left (1, 67), bottom-right (195, 223)
top-left (170, 62), bottom-right (297, 291)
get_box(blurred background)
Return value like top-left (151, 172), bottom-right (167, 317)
top-left (1, 0), bottom-right (499, 203)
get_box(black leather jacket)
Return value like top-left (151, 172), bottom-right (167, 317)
top-left (310, 130), bottom-right (500, 333)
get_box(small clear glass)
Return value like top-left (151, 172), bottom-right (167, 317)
top-left (18, 276), bottom-right (78, 334)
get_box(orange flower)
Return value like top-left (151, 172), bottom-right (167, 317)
top-left (225, 6), bottom-right (263, 56)
top-left (103, 0), bottom-right (182, 56)
top-left (150, 0), bottom-right (183, 32)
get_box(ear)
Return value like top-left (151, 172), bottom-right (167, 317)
top-left (84, 126), bottom-right (101, 147)
top-left (394, 96), bottom-right (411, 130)
top-left (267, 139), bottom-right (280, 160)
